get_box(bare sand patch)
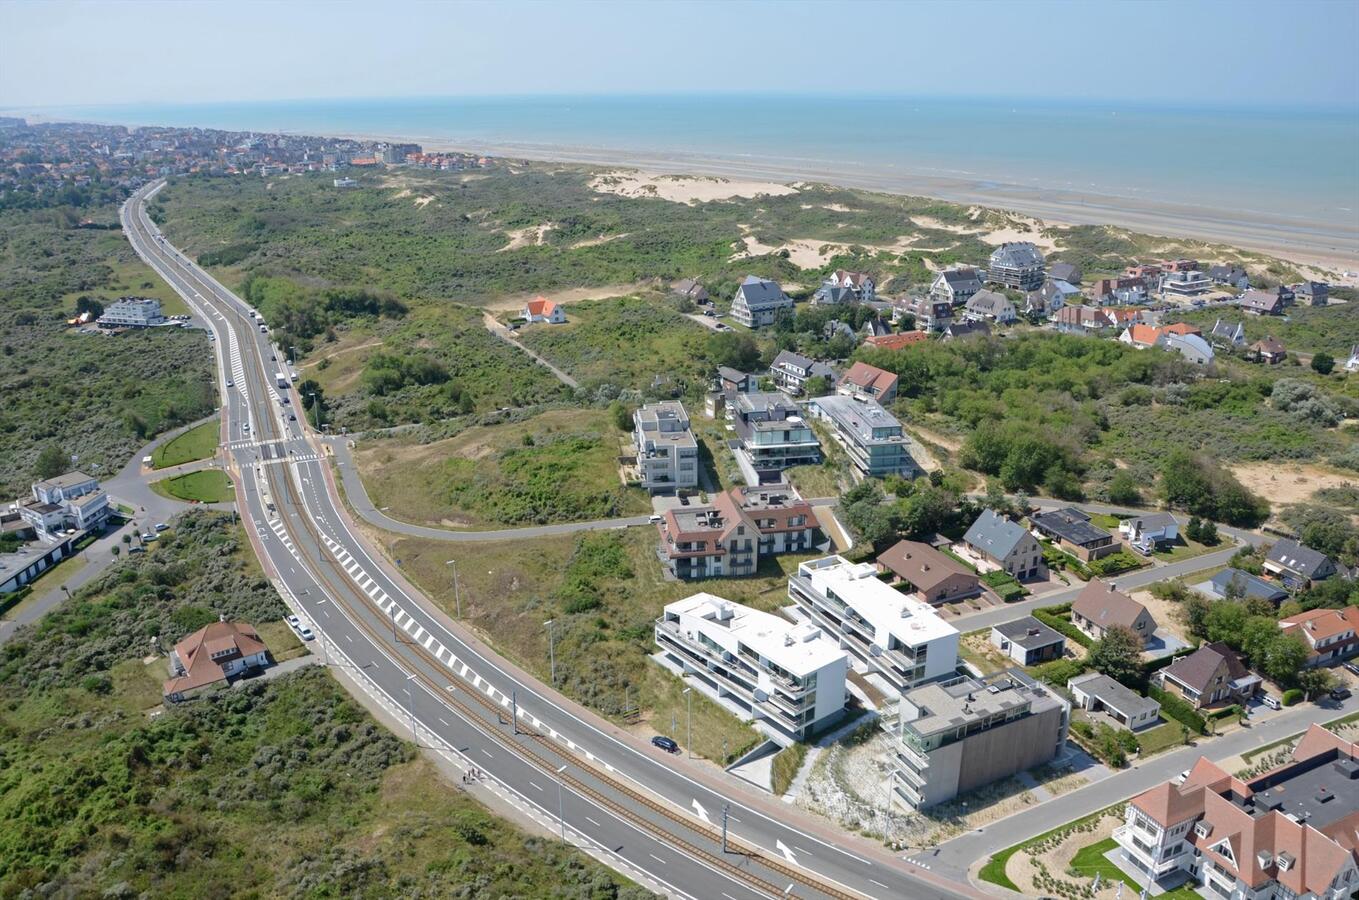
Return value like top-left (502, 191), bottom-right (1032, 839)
top-left (1006, 811), bottom-right (1125, 900)
top-left (570, 232), bottom-right (629, 249)
top-left (982, 222), bottom-right (1061, 253)
top-left (299, 337), bottom-right (385, 369)
top-left (413, 195), bottom-right (434, 208)
top-left (910, 215), bottom-right (981, 234)
top-left (1230, 461), bottom-right (1359, 510)
top-left (484, 282), bottom-right (654, 311)
top-left (732, 233), bottom-right (845, 268)
top-left (823, 203), bottom-right (854, 212)
top-left (1131, 588), bottom-right (1193, 646)
top-left (497, 223), bottom-right (555, 252)
top-left (590, 170), bottom-right (799, 205)
top-left (393, 188), bottom-right (413, 199)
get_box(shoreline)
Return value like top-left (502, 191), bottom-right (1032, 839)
top-left (336, 130), bottom-right (1359, 276)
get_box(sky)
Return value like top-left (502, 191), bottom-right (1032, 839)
top-left (2, 0), bottom-right (1356, 110)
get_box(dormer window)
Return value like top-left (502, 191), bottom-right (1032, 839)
top-left (1195, 822), bottom-right (1212, 839)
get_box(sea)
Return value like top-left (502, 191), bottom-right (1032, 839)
top-left (28, 94), bottom-right (1359, 232)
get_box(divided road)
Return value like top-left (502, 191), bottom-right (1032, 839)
top-left (122, 181), bottom-right (971, 900)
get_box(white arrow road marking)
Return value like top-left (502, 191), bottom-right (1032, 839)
top-left (691, 799), bottom-right (709, 823)
top-left (775, 839), bottom-right (799, 866)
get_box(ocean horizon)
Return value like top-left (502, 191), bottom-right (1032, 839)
top-left (17, 93), bottom-right (1359, 231)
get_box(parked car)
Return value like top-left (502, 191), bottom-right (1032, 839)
top-left (154, 523), bottom-right (168, 532)
top-left (287, 615), bottom-right (316, 641)
top-left (650, 735), bottom-right (680, 754)
top-left (1261, 694), bottom-right (1282, 710)
top-left (141, 533), bottom-right (157, 542)
top-left (648, 514), bottom-right (664, 524)
top-left (1342, 662), bottom-right (1359, 677)
top-left (1331, 687), bottom-right (1352, 702)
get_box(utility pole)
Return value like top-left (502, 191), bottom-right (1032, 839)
top-left (544, 619), bottom-right (557, 684)
top-left (684, 686), bottom-right (693, 759)
top-left (512, 689), bottom-right (518, 735)
top-left (721, 803), bottom-right (730, 853)
top-left (446, 559), bottom-right (461, 617)
top-left (556, 764), bottom-right (568, 844)
top-left (405, 673), bottom-right (418, 746)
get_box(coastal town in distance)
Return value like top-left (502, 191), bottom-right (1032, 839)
top-left (2, 3), bottom-right (1359, 899)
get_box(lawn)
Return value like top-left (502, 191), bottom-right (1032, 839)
top-left (785, 462), bottom-right (843, 499)
top-left (1152, 535), bottom-right (1221, 563)
top-left (379, 522), bottom-right (811, 760)
top-left (354, 408), bottom-right (649, 528)
top-left (1068, 837), bottom-right (1200, 899)
top-left (150, 469), bottom-right (234, 503)
top-left (1135, 720), bottom-right (1190, 756)
top-left (150, 417), bottom-right (220, 468)
top-left (255, 618), bottom-right (308, 662)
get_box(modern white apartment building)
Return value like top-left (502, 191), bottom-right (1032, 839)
top-left (787, 555), bottom-right (958, 692)
top-left (633, 401), bottom-right (699, 493)
top-left (17, 471), bottom-right (110, 537)
top-left (655, 593), bottom-right (848, 743)
top-left (97, 297), bottom-right (166, 328)
top-left (887, 669), bottom-right (1069, 809)
top-left (807, 394), bottom-right (916, 478)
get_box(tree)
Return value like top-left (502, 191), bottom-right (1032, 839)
top-left (1260, 634), bottom-right (1310, 687)
top-left (1185, 516), bottom-right (1202, 542)
top-left (1181, 594), bottom-right (1212, 638)
top-left (802, 375), bottom-right (832, 398)
top-left (609, 401), bottom-right (633, 433)
top-left (1297, 667), bottom-right (1336, 699)
top-left (1204, 601), bottom-right (1249, 647)
top-left (1198, 520), bottom-right (1219, 546)
top-left (1087, 625), bottom-right (1144, 687)
top-left (33, 444), bottom-right (68, 480)
top-left (1107, 470), bottom-right (1140, 506)
top-left (1311, 352), bottom-right (1335, 376)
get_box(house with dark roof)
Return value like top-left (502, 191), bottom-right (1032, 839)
top-left (929, 267), bottom-right (984, 306)
top-left (1068, 672), bottom-right (1161, 730)
top-left (1071, 580), bottom-right (1156, 645)
top-left (991, 616), bottom-right (1066, 666)
top-left (1201, 568), bottom-right (1287, 605)
top-left (1238, 288), bottom-right (1285, 316)
top-left (877, 539), bottom-right (981, 606)
top-left (1249, 336), bottom-right (1287, 364)
top-left (769, 349), bottom-right (836, 396)
top-left (1029, 507), bottom-right (1119, 561)
top-left (837, 361), bottom-right (899, 404)
top-left (1208, 264), bottom-right (1250, 290)
top-left (163, 621), bottom-right (273, 701)
top-left (1295, 281), bottom-right (1329, 307)
top-left (726, 391), bottom-right (822, 482)
top-left (896, 296), bottom-right (953, 332)
top-left (962, 509), bottom-right (1043, 581)
top-left (730, 275), bottom-right (793, 328)
top-left (1264, 539), bottom-right (1337, 590)
top-left (812, 284), bottom-right (858, 306)
top-left (1157, 642), bottom-right (1259, 710)
top-left (1048, 261), bottom-right (1082, 286)
top-left (987, 242), bottom-right (1046, 292)
top-left (964, 289), bottom-right (1018, 325)
top-left (1119, 512), bottom-right (1180, 553)
top-left (1024, 279), bottom-right (1079, 319)
top-left (941, 320), bottom-right (991, 341)
top-left (716, 365), bottom-right (753, 394)
top-left (1208, 318), bottom-right (1247, 348)
top-left (673, 278), bottom-right (709, 305)
top-left (820, 269), bottom-right (875, 302)
top-left (1054, 304), bottom-right (1117, 334)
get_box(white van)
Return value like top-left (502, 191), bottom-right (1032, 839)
top-left (1261, 694), bottom-right (1282, 711)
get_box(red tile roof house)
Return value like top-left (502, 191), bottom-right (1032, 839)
top-left (522, 296), bottom-right (567, 324)
top-left (655, 486), bottom-right (822, 581)
top-left (1280, 607), bottom-right (1359, 668)
top-left (863, 330), bottom-right (930, 351)
top-left (875, 539), bottom-right (982, 606)
top-left (163, 621), bottom-right (273, 702)
top-left (1156, 641), bottom-right (1260, 710)
top-left (837, 361), bottom-right (899, 404)
top-left (1070, 580), bottom-right (1156, 646)
top-left (1113, 724), bottom-right (1359, 897)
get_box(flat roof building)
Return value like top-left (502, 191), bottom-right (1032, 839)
top-left (633, 401), bottom-right (699, 493)
top-left (98, 297), bottom-right (166, 328)
top-left (788, 555), bottom-right (958, 692)
top-left (887, 669), bottom-right (1069, 809)
top-left (807, 394), bottom-right (916, 478)
top-left (655, 592), bottom-right (848, 743)
top-left (727, 391), bottom-right (822, 484)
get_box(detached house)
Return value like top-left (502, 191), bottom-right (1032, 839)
top-left (1120, 512), bottom-right (1179, 553)
top-left (1264, 539), bottom-right (1337, 590)
top-left (1029, 507), bottom-right (1118, 561)
top-left (673, 278), bottom-right (709, 305)
top-left (991, 616), bottom-right (1066, 666)
top-left (877, 539), bottom-right (982, 606)
top-left (897, 295), bottom-right (953, 332)
top-left (987, 242), bottom-right (1046, 292)
top-left (1055, 304), bottom-right (1116, 334)
top-left (1208, 264), bottom-right (1250, 290)
top-left (1071, 580), bottom-right (1156, 645)
top-left (163, 621), bottom-right (273, 701)
top-left (770, 349), bottom-right (836, 396)
top-left (1048, 262), bottom-right (1082, 286)
top-left (1157, 642), bottom-right (1259, 710)
top-left (1239, 288), bottom-right (1285, 316)
top-left (822, 269), bottom-right (875, 301)
top-left (1208, 319), bottom-right (1247, 348)
top-left (731, 276), bottom-right (793, 328)
top-left (522, 296), bottom-right (567, 324)
top-left (929, 267), bottom-right (984, 306)
top-left (1295, 281), bottom-right (1329, 307)
top-left (1279, 606), bottom-right (1359, 667)
top-left (964, 289), bottom-right (1017, 324)
top-left (1249, 336), bottom-right (1287, 364)
top-left (837, 361), bottom-right (899, 404)
top-left (962, 509), bottom-right (1043, 581)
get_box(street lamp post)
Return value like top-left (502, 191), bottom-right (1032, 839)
top-left (556, 764), bottom-right (568, 844)
top-left (544, 619), bottom-right (557, 684)
top-left (446, 559), bottom-right (461, 618)
top-left (405, 672), bottom-right (418, 745)
top-left (683, 686), bottom-right (693, 759)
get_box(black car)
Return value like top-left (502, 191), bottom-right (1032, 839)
top-left (650, 735), bottom-right (680, 754)
top-left (1343, 662), bottom-right (1359, 677)
top-left (1332, 687), bottom-right (1352, 701)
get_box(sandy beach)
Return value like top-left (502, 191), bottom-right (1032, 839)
top-left (329, 130), bottom-right (1359, 277)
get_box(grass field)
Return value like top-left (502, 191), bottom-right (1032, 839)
top-left (0, 554), bottom-right (86, 621)
top-left (150, 417), bottom-right (220, 468)
top-left (1135, 720), bottom-right (1189, 756)
top-left (1152, 535), bottom-right (1220, 563)
top-left (255, 619), bottom-right (308, 663)
top-left (150, 469), bottom-right (234, 503)
top-left (1068, 837), bottom-right (1199, 899)
top-left (355, 408), bottom-right (649, 528)
top-left (785, 463), bottom-right (842, 499)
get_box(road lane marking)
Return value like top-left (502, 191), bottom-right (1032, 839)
top-left (648, 854), bottom-right (666, 865)
top-left (528, 781), bottom-right (543, 792)
top-left (585, 816), bottom-right (602, 827)
top-left (438, 717), bottom-right (450, 727)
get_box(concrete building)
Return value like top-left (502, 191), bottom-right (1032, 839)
top-left (17, 472), bottom-right (110, 538)
top-left (730, 275), bottom-right (793, 328)
top-left (887, 669), bottom-right (1069, 809)
top-left (1068, 672), bottom-right (1161, 731)
top-left (0, 531), bottom-right (78, 594)
top-left (962, 509), bottom-right (1043, 581)
top-left (1114, 724), bottom-right (1359, 898)
top-left (97, 297), bottom-right (165, 328)
top-left (897, 295), bottom-right (954, 332)
top-left (930, 267), bottom-right (984, 306)
top-left (991, 616), bottom-right (1066, 666)
top-left (633, 401), bottom-right (699, 493)
top-left (655, 592), bottom-right (848, 743)
top-left (769, 350), bottom-right (836, 396)
top-left (727, 391), bottom-right (822, 484)
top-left (1161, 270), bottom-right (1212, 297)
top-left (788, 555), bottom-right (959, 692)
top-left (987, 242), bottom-right (1046, 292)
top-left (807, 394), bottom-right (915, 478)
top-left (655, 485), bottom-right (822, 581)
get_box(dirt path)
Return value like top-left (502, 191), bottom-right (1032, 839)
top-left (479, 312), bottom-right (578, 388)
top-left (298, 337), bottom-right (385, 368)
top-left (483, 282), bottom-right (653, 312)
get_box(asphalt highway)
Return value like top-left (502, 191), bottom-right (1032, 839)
top-left (121, 181), bottom-right (975, 900)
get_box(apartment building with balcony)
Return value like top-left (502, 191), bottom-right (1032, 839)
top-left (633, 401), bottom-right (699, 493)
top-left (97, 296), bottom-right (166, 328)
top-left (1114, 724), bottom-right (1359, 898)
top-left (655, 485), bottom-right (822, 581)
top-left (807, 393), bottom-right (916, 478)
top-left (788, 555), bottom-right (958, 693)
top-left (727, 391), bottom-right (822, 484)
top-left (655, 593), bottom-right (848, 743)
top-left (886, 669), bottom-right (1069, 809)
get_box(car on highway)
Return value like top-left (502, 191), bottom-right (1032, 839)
top-left (650, 735), bottom-right (680, 754)
top-left (288, 413), bottom-right (296, 421)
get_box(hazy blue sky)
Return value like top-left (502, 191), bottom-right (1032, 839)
top-left (2, 0), bottom-right (1356, 109)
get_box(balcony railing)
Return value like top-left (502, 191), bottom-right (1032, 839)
top-left (1112, 827), bottom-right (1180, 875)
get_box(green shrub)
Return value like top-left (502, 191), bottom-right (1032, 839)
top-left (1147, 685), bottom-right (1206, 734)
top-left (1088, 551), bottom-right (1144, 577)
top-left (771, 743), bottom-right (809, 796)
top-left (1034, 608), bottom-right (1094, 649)
top-left (1032, 657), bottom-right (1087, 686)
top-left (1283, 688), bottom-right (1303, 706)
